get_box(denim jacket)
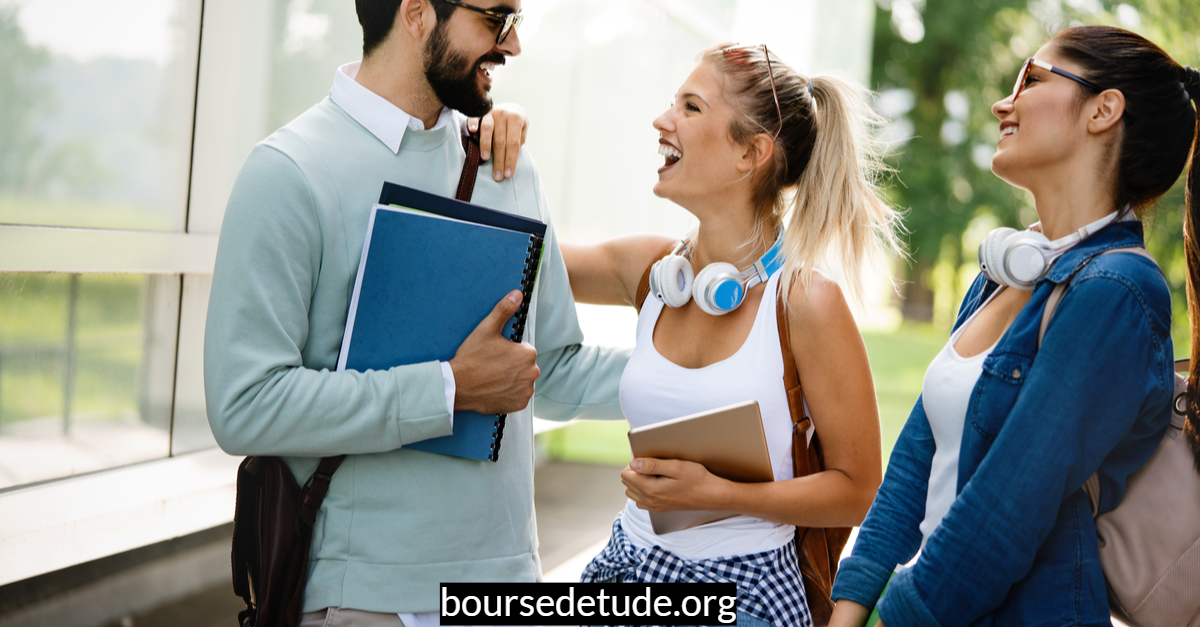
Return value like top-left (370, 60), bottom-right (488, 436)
top-left (831, 221), bottom-right (1174, 626)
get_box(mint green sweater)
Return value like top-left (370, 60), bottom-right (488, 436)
top-left (204, 98), bottom-right (627, 613)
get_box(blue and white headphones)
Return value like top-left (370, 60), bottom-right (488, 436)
top-left (649, 235), bottom-right (786, 315)
top-left (977, 210), bottom-right (1119, 289)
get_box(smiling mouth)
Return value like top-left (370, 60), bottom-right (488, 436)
top-left (1000, 125), bottom-right (1017, 140)
top-left (658, 144), bottom-right (682, 168)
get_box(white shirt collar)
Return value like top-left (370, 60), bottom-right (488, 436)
top-left (330, 61), bottom-right (456, 154)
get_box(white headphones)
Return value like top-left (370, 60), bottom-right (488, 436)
top-left (648, 235), bottom-right (785, 315)
top-left (977, 211), bottom-right (1119, 289)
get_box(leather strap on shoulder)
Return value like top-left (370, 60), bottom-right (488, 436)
top-left (776, 281), bottom-right (848, 624)
top-left (456, 123), bottom-right (481, 203)
top-left (298, 455), bottom-right (346, 529)
top-left (777, 288), bottom-right (813, 474)
top-left (634, 243), bottom-right (680, 313)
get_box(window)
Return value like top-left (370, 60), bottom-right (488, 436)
top-left (0, 273), bottom-right (179, 489)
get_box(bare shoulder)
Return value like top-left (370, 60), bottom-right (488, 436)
top-left (785, 269), bottom-right (853, 329)
top-left (613, 234), bottom-right (678, 301)
top-left (613, 233), bottom-right (677, 263)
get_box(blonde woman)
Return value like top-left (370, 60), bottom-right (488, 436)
top-left (561, 44), bottom-right (901, 627)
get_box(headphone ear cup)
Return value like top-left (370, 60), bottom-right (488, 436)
top-left (692, 262), bottom-right (743, 316)
top-left (649, 255), bottom-right (694, 308)
top-left (979, 227), bottom-right (1018, 287)
top-left (1003, 231), bottom-right (1052, 288)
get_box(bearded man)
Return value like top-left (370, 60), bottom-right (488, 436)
top-left (203, 1), bottom-right (628, 625)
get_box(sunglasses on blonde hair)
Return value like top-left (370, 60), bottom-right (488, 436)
top-left (722, 44), bottom-right (784, 141)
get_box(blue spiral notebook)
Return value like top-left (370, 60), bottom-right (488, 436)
top-left (336, 183), bottom-right (546, 461)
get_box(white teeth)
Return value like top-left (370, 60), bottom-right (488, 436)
top-left (658, 144), bottom-right (682, 160)
top-left (1001, 126), bottom-right (1017, 137)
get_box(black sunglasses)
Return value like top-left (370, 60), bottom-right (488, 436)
top-left (1011, 57), bottom-right (1100, 102)
top-left (1011, 57), bottom-right (1133, 125)
top-left (437, 0), bottom-right (523, 45)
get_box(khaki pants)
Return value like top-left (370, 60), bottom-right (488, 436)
top-left (298, 607), bottom-right (406, 627)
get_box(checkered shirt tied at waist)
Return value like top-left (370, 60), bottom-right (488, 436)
top-left (579, 518), bottom-right (812, 627)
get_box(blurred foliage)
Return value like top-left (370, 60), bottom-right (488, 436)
top-left (0, 5), bottom-right (51, 193)
top-left (872, 0), bottom-right (1199, 337)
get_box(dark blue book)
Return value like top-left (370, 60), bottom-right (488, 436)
top-left (336, 185), bottom-right (545, 462)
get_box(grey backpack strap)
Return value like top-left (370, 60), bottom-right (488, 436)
top-left (1036, 247), bottom-right (1159, 516)
top-left (1037, 248), bottom-right (1159, 347)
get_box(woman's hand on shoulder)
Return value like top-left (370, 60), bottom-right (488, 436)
top-left (470, 102), bottom-right (528, 181)
top-left (786, 270), bottom-right (883, 523)
top-left (561, 234), bottom-right (676, 307)
top-left (621, 457), bottom-right (732, 512)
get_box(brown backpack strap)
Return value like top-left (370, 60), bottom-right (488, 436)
top-left (456, 123), bottom-right (482, 202)
top-left (298, 455), bottom-right (346, 529)
top-left (634, 243), bottom-right (680, 313)
top-left (777, 293), bottom-right (812, 440)
top-left (776, 284), bottom-right (849, 626)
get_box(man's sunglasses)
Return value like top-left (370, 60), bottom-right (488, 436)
top-left (438, 0), bottom-right (523, 45)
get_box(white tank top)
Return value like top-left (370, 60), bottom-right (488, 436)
top-left (618, 272), bottom-right (797, 560)
top-left (917, 287), bottom-right (1003, 548)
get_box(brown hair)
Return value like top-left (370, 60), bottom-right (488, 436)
top-left (697, 44), bottom-right (903, 308)
top-left (1050, 25), bottom-right (1200, 467)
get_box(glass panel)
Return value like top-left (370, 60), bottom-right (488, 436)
top-left (0, 273), bottom-right (180, 490)
top-left (0, 0), bottom-right (202, 232)
top-left (169, 274), bottom-right (214, 456)
top-left (263, 0), bottom-right (363, 135)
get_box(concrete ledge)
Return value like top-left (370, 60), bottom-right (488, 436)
top-left (0, 525), bottom-right (234, 627)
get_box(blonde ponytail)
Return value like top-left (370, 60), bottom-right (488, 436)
top-left (778, 75), bottom-right (903, 309)
top-left (701, 44), bottom-right (902, 310)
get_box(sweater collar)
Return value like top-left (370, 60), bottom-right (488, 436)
top-left (330, 61), bottom-right (455, 154)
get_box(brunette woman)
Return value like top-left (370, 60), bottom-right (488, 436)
top-left (829, 25), bottom-right (1200, 626)
top-left (561, 44), bottom-right (901, 627)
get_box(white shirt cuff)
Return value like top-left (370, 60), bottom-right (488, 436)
top-left (439, 361), bottom-right (456, 427)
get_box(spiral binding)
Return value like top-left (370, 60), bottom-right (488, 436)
top-left (488, 234), bottom-right (543, 462)
top-left (506, 234), bottom-right (543, 344)
top-left (488, 415), bottom-right (506, 462)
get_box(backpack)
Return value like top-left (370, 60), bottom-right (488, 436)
top-left (635, 249), bottom-right (851, 626)
top-left (231, 455), bottom-right (344, 627)
top-left (1039, 247), bottom-right (1200, 627)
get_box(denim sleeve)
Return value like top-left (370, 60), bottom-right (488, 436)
top-left (831, 395), bottom-right (935, 608)
top-left (877, 274), bottom-right (1170, 626)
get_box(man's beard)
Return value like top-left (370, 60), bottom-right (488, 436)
top-left (423, 22), bottom-right (503, 117)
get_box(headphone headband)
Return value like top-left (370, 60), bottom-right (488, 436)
top-left (978, 210), bottom-right (1120, 289)
top-left (650, 234), bottom-right (786, 315)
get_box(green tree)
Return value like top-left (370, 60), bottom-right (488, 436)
top-left (871, 0), bottom-right (1043, 322)
top-left (0, 7), bottom-right (51, 193)
top-left (874, 0), bottom-right (1199, 326)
